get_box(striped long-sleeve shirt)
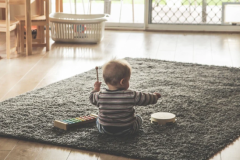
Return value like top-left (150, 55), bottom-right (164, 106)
top-left (89, 88), bottom-right (159, 127)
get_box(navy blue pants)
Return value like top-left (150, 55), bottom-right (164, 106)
top-left (96, 115), bottom-right (143, 136)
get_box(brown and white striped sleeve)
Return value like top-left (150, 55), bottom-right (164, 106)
top-left (134, 91), bottom-right (158, 106)
top-left (89, 91), bottom-right (100, 106)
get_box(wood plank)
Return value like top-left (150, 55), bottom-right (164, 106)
top-left (39, 26), bottom-right (44, 43)
top-left (36, 0), bottom-right (41, 42)
top-left (20, 22), bottom-right (24, 52)
top-left (45, 0), bottom-right (49, 50)
top-left (221, 138), bottom-right (240, 160)
top-left (0, 53), bottom-right (45, 101)
top-left (0, 137), bottom-right (18, 150)
top-left (209, 153), bottom-right (221, 160)
top-left (21, 38), bottom-right (42, 44)
top-left (0, 25), bottom-right (17, 32)
top-left (25, 0), bottom-right (32, 56)
top-left (55, 0), bottom-right (59, 12)
top-left (0, 3), bottom-right (5, 8)
top-left (37, 0), bottom-right (44, 15)
top-left (5, 140), bottom-right (44, 160)
top-left (0, 20), bottom-right (18, 26)
top-left (16, 23), bottom-right (20, 53)
top-left (175, 50), bottom-right (194, 63)
top-left (38, 0), bottom-right (44, 43)
top-left (15, 15), bottom-right (46, 21)
top-left (155, 50), bottom-right (175, 61)
top-left (24, 43), bottom-right (46, 47)
top-left (5, 0), bottom-right (10, 59)
top-left (60, 0), bottom-right (63, 12)
top-left (35, 144), bottom-right (71, 160)
top-left (67, 149), bottom-right (99, 160)
top-left (0, 0), bottom-right (35, 5)
top-left (193, 50), bottom-right (212, 65)
top-left (0, 31), bottom-right (17, 58)
top-left (0, 60), bottom-right (13, 80)
top-left (1, 53), bottom-right (57, 100)
top-left (0, 151), bottom-right (10, 160)
top-left (32, 38), bottom-right (42, 43)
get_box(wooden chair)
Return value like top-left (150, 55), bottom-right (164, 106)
top-left (0, 0), bottom-right (19, 59)
top-left (15, 0), bottom-right (49, 54)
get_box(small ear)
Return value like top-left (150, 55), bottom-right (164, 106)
top-left (120, 78), bottom-right (125, 86)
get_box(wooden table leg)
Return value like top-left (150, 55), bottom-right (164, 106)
top-left (55, 0), bottom-right (63, 12)
top-left (16, 23), bottom-right (20, 53)
top-left (20, 22), bottom-right (25, 52)
top-left (60, 0), bottom-right (63, 12)
top-left (56, 0), bottom-right (59, 12)
top-left (46, 0), bottom-right (50, 51)
top-left (37, 0), bottom-right (44, 43)
top-left (25, 0), bottom-right (32, 56)
top-left (6, 0), bottom-right (10, 59)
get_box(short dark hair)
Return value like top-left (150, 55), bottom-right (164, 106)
top-left (102, 59), bottom-right (131, 86)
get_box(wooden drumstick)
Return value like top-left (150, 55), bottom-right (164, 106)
top-left (95, 67), bottom-right (99, 82)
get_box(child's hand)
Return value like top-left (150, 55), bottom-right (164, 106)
top-left (154, 92), bottom-right (161, 99)
top-left (94, 81), bottom-right (102, 92)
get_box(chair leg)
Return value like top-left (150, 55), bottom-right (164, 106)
top-left (39, 26), bottom-right (44, 43)
top-left (6, 3), bottom-right (10, 59)
top-left (60, 0), bottom-right (63, 12)
top-left (37, 26), bottom-right (41, 42)
top-left (16, 24), bottom-right (20, 52)
top-left (56, 0), bottom-right (59, 12)
top-left (14, 25), bottom-right (19, 54)
top-left (46, 24), bottom-right (50, 51)
top-left (6, 30), bottom-right (11, 59)
top-left (20, 22), bottom-right (25, 53)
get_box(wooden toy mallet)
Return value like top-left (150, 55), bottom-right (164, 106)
top-left (95, 67), bottom-right (99, 82)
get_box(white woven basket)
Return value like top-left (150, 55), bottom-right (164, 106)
top-left (49, 13), bottom-right (108, 43)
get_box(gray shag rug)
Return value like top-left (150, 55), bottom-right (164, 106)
top-left (0, 58), bottom-right (240, 160)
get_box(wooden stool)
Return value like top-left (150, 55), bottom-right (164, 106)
top-left (15, 0), bottom-right (49, 54)
top-left (0, 0), bottom-right (19, 59)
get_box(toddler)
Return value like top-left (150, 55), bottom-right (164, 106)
top-left (89, 59), bottom-right (161, 135)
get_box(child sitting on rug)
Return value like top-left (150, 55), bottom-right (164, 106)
top-left (89, 59), bottom-right (161, 136)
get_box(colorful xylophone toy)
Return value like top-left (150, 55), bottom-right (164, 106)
top-left (54, 114), bottom-right (98, 130)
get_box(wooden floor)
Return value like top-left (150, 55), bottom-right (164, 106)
top-left (0, 30), bottom-right (240, 160)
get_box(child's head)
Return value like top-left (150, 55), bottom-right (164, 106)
top-left (102, 59), bottom-right (132, 90)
